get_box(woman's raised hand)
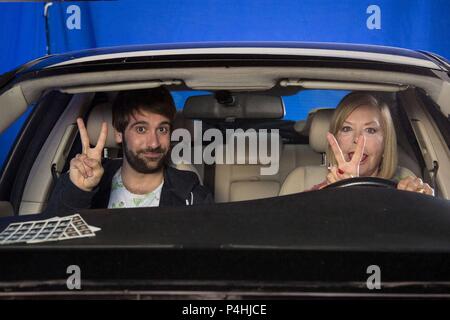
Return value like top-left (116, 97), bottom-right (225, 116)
top-left (325, 132), bottom-right (366, 184)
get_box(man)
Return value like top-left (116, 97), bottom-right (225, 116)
top-left (45, 87), bottom-right (213, 215)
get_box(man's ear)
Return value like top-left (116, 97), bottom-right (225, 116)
top-left (114, 129), bottom-right (123, 144)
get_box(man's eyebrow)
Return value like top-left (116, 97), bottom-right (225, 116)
top-left (129, 120), bottom-right (171, 127)
top-left (129, 121), bottom-right (148, 127)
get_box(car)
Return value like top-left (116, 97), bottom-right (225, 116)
top-left (0, 42), bottom-right (449, 299)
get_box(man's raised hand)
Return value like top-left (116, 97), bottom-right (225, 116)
top-left (69, 118), bottom-right (108, 192)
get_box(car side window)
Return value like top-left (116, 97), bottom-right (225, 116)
top-left (0, 107), bottom-right (33, 172)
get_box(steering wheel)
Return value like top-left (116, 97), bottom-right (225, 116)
top-left (323, 176), bottom-right (398, 189)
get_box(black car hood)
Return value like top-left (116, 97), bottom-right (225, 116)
top-left (1, 187), bottom-right (450, 297)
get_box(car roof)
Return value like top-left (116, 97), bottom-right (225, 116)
top-left (12, 41), bottom-right (449, 73)
top-left (1, 41), bottom-right (449, 135)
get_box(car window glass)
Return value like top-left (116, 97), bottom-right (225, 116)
top-left (171, 91), bottom-right (210, 110)
top-left (283, 89), bottom-right (350, 120)
top-left (0, 107), bottom-right (33, 171)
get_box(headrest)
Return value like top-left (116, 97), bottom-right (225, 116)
top-left (309, 108), bottom-right (335, 153)
top-left (183, 93), bottom-right (285, 120)
top-left (293, 120), bottom-right (306, 133)
top-left (172, 110), bottom-right (196, 137)
top-left (86, 102), bottom-right (119, 149)
top-left (294, 107), bottom-right (331, 136)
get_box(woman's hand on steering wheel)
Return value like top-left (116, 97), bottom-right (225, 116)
top-left (397, 176), bottom-right (434, 196)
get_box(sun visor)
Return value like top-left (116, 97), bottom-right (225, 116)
top-left (183, 93), bottom-right (285, 120)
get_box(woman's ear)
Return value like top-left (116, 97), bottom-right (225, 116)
top-left (114, 129), bottom-right (122, 144)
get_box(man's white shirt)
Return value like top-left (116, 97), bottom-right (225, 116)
top-left (108, 169), bottom-right (164, 208)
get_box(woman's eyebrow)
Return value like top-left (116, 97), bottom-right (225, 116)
top-left (364, 121), bottom-right (380, 126)
top-left (343, 120), bottom-right (379, 125)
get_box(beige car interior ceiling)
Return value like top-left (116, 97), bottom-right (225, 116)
top-left (0, 86), bottom-right (29, 133)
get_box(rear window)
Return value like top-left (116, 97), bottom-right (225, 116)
top-left (171, 91), bottom-right (210, 110)
top-left (171, 90), bottom-right (350, 122)
top-left (283, 90), bottom-right (350, 120)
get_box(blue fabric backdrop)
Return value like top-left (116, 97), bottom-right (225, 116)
top-left (1, 0), bottom-right (450, 168)
top-left (0, 2), bottom-right (45, 169)
top-left (46, 0), bottom-right (450, 58)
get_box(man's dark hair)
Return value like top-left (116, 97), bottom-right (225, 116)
top-left (112, 87), bottom-right (176, 133)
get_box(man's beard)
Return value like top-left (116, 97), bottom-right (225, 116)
top-left (122, 138), bottom-right (168, 174)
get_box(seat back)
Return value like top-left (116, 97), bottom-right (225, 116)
top-left (213, 110), bottom-right (326, 203)
top-left (214, 132), bottom-right (283, 202)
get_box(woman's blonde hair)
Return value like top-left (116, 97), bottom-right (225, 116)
top-left (327, 92), bottom-right (398, 179)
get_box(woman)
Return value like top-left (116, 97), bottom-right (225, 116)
top-left (312, 92), bottom-right (434, 195)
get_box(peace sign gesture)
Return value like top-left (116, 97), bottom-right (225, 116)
top-left (325, 132), bottom-right (366, 184)
top-left (69, 118), bottom-right (108, 192)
